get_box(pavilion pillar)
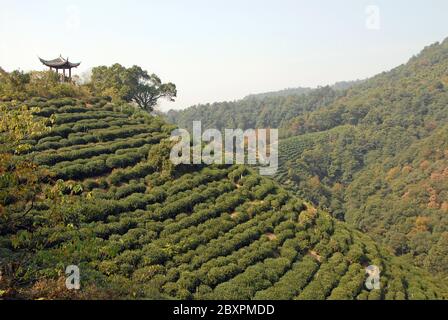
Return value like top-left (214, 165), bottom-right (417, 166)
top-left (69, 68), bottom-right (72, 81)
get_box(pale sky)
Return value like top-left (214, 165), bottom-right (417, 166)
top-left (1, 0), bottom-right (448, 110)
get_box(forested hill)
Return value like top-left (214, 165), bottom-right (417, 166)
top-left (277, 38), bottom-right (448, 275)
top-left (166, 86), bottom-right (342, 133)
top-left (165, 38), bottom-right (448, 276)
top-left (1, 97), bottom-right (447, 299)
top-left (166, 80), bottom-right (362, 134)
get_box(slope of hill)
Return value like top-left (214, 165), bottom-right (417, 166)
top-left (275, 39), bottom-right (448, 273)
top-left (164, 38), bottom-right (448, 275)
top-left (1, 97), bottom-right (447, 299)
top-left (345, 124), bottom-right (448, 273)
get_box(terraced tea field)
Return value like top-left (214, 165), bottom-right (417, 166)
top-left (1, 98), bottom-right (447, 299)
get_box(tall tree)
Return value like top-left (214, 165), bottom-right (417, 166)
top-left (90, 64), bottom-right (176, 112)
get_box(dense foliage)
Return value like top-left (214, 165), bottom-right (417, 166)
top-left (166, 86), bottom-right (342, 134)
top-left (0, 70), bottom-right (89, 101)
top-left (0, 102), bottom-right (51, 232)
top-left (90, 64), bottom-right (177, 112)
top-left (277, 39), bottom-right (448, 274)
top-left (166, 81), bottom-right (360, 135)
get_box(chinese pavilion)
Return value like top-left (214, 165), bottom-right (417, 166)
top-left (39, 55), bottom-right (81, 82)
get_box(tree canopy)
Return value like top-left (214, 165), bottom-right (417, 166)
top-left (90, 64), bottom-right (176, 112)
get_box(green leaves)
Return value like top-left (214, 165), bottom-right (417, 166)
top-left (0, 104), bottom-right (50, 153)
top-left (90, 64), bottom-right (177, 112)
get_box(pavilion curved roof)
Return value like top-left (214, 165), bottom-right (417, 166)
top-left (39, 55), bottom-right (81, 68)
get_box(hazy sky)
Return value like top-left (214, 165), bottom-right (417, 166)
top-left (1, 0), bottom-right (448, 110)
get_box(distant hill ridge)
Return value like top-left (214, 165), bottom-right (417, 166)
top-left (243, 87), bottom-right (313, 100)
top-left (243, 80), bottom-right (363, 101)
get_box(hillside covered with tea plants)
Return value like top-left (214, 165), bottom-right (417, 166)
top-left (168, 38), bottom-right (448, 276)
top-left (1, 97), bottom-right (447, 300)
